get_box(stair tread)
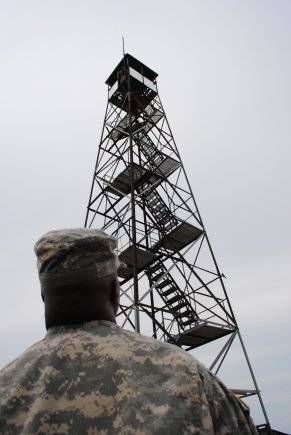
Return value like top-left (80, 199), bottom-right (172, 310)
top-left (161, 287), bottom-right (176, 297)
top-left (157, 279), bottom-right (172, 289)
top-left (168, 294), bottom-right (183, 304)
top-left (172, 301), bottom-right (187, 310)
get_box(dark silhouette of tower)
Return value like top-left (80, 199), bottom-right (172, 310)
top-left (85, 53), bottom-right (271, 432)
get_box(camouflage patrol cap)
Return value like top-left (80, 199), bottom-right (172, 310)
top-left (34, 228), bottom-right (125, 288)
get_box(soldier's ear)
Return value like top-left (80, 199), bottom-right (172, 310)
top-left (110, 278), bottom-right (120, 314)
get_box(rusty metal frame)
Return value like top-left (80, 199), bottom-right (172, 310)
top-left (84, 53), bottom-right (270, 430)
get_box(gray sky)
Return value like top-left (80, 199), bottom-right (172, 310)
top-left (0, 0), bottom-right (290, 431)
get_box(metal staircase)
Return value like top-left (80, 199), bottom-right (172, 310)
top-left (137, 182), bottom-right (178, 233)
top-left (146, 260), bottom-right (197, 329)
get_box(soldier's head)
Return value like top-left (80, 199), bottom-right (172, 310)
top-left (34, 228), bottom-right (125, 329)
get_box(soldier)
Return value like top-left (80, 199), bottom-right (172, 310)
top-left (0, 228), bottom-right (258, 434)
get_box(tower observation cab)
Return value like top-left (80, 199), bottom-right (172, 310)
top-left (85, 53), bottom-right (271, 432)
top-left (106, 54), bottom-right (158, 113)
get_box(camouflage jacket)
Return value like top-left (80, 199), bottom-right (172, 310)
top-left (0, 321), bottom-right (258, 434)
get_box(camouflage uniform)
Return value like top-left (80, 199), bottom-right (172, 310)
top-left (0, 320), bottom-right (258, 435)
top-left (0, 228), bottom-right (259, 433)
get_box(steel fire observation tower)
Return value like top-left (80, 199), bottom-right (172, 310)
top-left (85, 53), bottom-right (271, 432)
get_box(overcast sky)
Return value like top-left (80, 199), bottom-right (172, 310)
top-left (0, 0), bottom-right (290, 432)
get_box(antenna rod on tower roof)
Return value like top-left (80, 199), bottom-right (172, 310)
top-left (122, 36), bottom-right (125, 57)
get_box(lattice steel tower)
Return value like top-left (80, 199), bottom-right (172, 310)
top-left (85, 53), bottom-right (270, 432)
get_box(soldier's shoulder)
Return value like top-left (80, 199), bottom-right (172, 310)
top-left (0, 337), bottom-right (46, 379)
top-left (121, 326), bottom-right (199, 363)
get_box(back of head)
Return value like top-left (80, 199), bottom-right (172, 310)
top-left (34, 228), bottom-right (125, 329)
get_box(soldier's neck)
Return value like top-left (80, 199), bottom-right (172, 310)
top-left (44, 290), bottom-right (117, 329)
